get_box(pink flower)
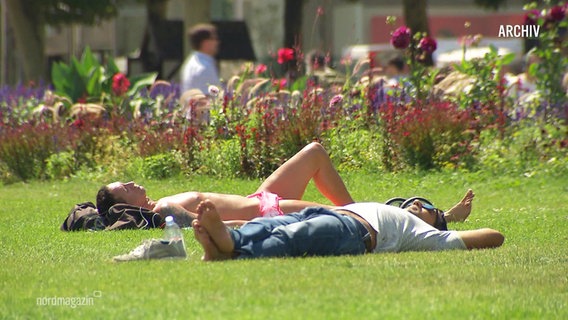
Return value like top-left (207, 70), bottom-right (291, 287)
top-left (329, 94), bottom-right (344, 108)
top-left (418, 36), bottom-right (437, 54)
top-left (391, 26), bottom-right (411, 49)
top-left (112, 73), bottom-right (130, 96)
top-left (255, 64), bottom-right (267, 75)
top-left (316, 6), bottom-right (324, 16)
top-left (548, 5), bottom-right (566, 22)
top-left (208, 85), bottom-right (220, 96)
top-left (277, 48), bottom-right (295, 64)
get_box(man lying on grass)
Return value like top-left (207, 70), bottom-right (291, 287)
top-left (191, 199), bottom-right (504, 261)
top-left (96, 143), bottom-right (474, 227)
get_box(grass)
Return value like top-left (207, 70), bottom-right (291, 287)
top-left (1, 170), bottom-right (567, 319)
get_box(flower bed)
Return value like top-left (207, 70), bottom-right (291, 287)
top-left (1, 3), bottom-right (566, 183)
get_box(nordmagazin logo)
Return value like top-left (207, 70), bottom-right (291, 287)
top-left (498, 24), bottom-right (541, 38)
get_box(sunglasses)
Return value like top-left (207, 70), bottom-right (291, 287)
top-left (385, 196), bottom-right (448, 231)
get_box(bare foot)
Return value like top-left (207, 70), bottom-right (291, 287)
top-left (444, 189), bottom-right (475, 222)
top-left (196, 200), bottom-right (235, 254)
top-left (192, 220), bottom-right (231, 261)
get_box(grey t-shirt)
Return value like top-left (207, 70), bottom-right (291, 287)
top-left (339, 202), bottom-right (466, 252)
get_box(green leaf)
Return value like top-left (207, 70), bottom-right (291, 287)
top-left (51, 62), bottom-right (71, 98)
top-left (499, 52), bottom-right (516, 66)
top-left (127, 72), bottom-right (158, 97)
top-left (105, 56), bottom-right (120, 76)
top-left (80, 46), bottom-right (99, 71)
top-left (86, 66), bottom-right (103, 97)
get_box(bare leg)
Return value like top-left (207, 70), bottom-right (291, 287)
top-left (444, 189), bottom-right (475, 222)
top-left (196, 200), bottom-right (235, 254)
top-left (255, 142), bottom-right (354, 205)
top-left (192, 220), bottom-right (231, 261)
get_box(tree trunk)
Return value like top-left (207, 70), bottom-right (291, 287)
top-left (5, 0), bottom-right (46, 82)
top-left (140, 0), bottom-right (170, 76)
top-left (284, 0), bottom-right (303, 80)
top-left (403, 0), bottom-right (433, 65)
top-left (284, 0), bottom-right (303, 49)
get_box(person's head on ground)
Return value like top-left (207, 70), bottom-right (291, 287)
top-left (188, 23), bottom-right (219, 56)
top-left (404, 200), bottom-right (447, 230)
top-left (96, 181), bottom-right (148, 214)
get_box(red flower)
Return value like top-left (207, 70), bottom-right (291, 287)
top-left (390, 26), bottom-right (411, 49)
top-left (277, 48), bottom-right (294, 64)
top-left (272, 78), bottom-right (287, 89)
top-left (77, 94), bottom-right (87, 104)
top-left (418, 36), bottom-right (437, 54)
top-left (112, 73), bottom-right (130, 96)
top-left (71, 118), bottom-right (85, 129)
top-left (548, 5), bottom-right (566, 22)
top-left (255, 64), bottom-right (267, 75)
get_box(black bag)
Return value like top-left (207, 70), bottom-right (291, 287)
top-left (104, 203), bottom-right (163, 231)
top-left (60, 202), bottom-right (106, 231)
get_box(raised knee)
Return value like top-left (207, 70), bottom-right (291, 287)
top-left (304, 142), bottom-right (327, 156)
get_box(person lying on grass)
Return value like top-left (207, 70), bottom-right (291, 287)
top-left (96, 142), bottom-right (474, 228)
top-left (191, 199), bottom-right (504, 261)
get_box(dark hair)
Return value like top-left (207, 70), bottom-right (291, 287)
top-left (96, 185), bottom-right (118, 215)
top-left (309, 51), bottom-right (326, 69)
top-left (188, 23), bottom-right (217, 50)
top-left (387, 56), bottom-right (405, 72)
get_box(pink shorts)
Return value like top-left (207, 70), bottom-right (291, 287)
top-left (247, 191), bottom-right (283, 217)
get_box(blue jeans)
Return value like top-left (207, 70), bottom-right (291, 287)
top-left (229, 207), bottom-right (367, 259)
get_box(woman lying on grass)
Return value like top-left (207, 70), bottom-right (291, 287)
top-left (191, 199), bottom-right (504, 261)
top-left (96, 142), bottom-right (474, 229)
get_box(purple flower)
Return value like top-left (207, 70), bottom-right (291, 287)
top-left (548, 5), bottom-right (566, 22)
top-left (524, 9), bottom-right (540, 25)
top-left (418, 36), bottom-right (437, 54)
top-left (391, 26), bottom-right (411, 49)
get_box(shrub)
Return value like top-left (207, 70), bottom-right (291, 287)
top-left (45, 151), bottom-right (76, 179)
top-left (379, 101), bottom-right (478, 170)
top-left (0, 123), bottom-right (63, 181)
top-left (140, 152), bottom-right (182, 179)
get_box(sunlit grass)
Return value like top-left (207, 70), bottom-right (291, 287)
top-left (1, 170), bottom-right (566, 319)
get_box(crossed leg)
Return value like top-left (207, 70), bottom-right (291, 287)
top-left (254, 142), bottom-right (354, 206)
top-left (444, 189), bottom-right (474, 222)
top-left (193, 200), bottom-right (235, 261)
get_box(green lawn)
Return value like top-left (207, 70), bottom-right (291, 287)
top-left (1, 170), bottom-right (566, 319)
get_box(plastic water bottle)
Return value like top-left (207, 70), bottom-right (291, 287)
top-left (163, 216), bottom-right (184, 243)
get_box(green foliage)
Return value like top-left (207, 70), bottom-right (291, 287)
top-left (140, 152), bottom-right (182, 179)
top-left (51, 46), bottom-right (157, 107)
top-left (45, 151), bottom-right (76, 179)
top-left (194, 139), bottom-right (242, 178)
top-left (51, 46), bottom-right (118, 102)
top-left (0, 123), bottom-right (61, 182)
top-left (452, 45), bottom-right (515, 111)
top-left (27, 0), bottom-right (120, 26)
top-left (524, 0), bottom-right (568, 111)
